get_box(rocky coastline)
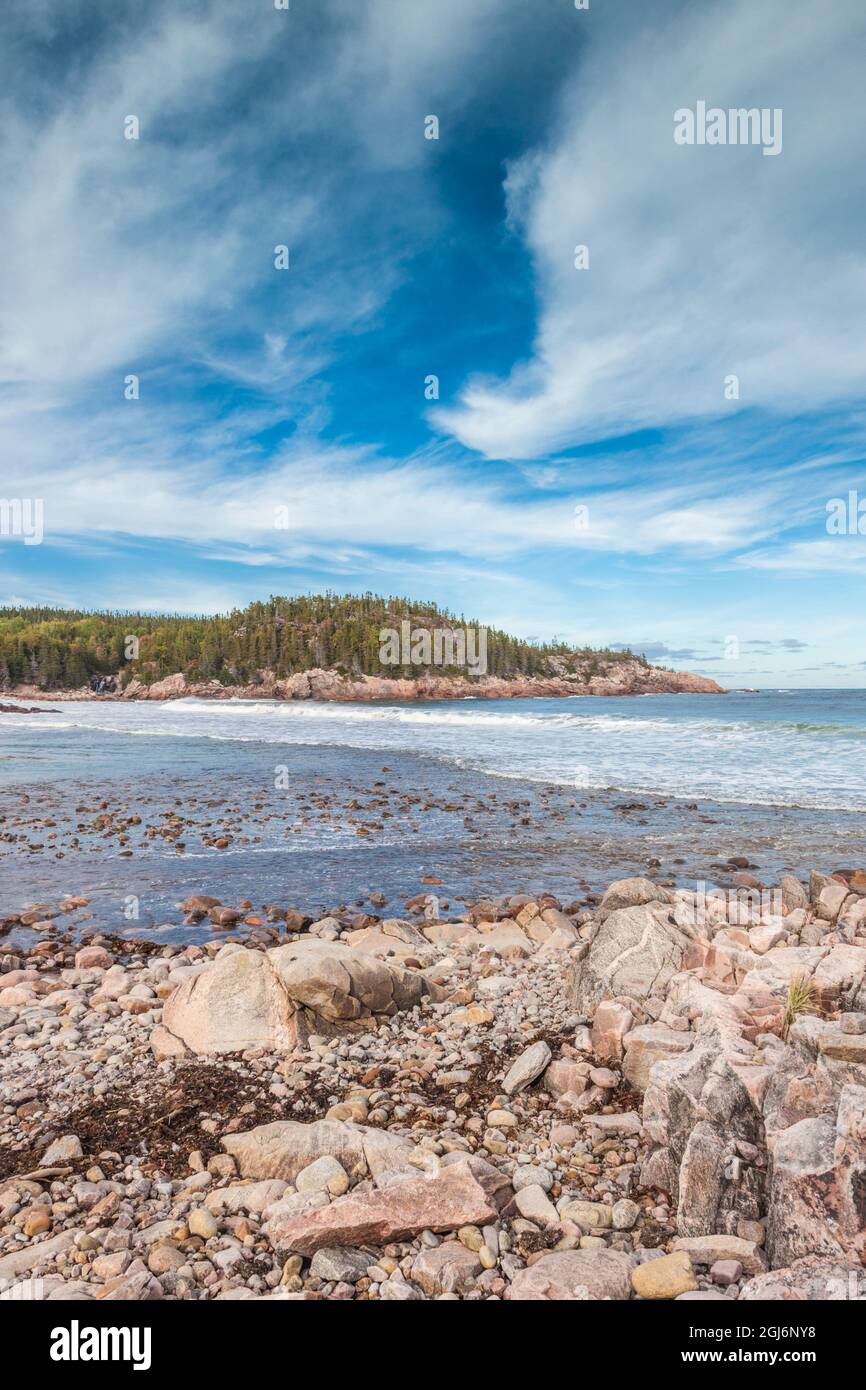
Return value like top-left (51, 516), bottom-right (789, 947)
top-left (2, 866), bottom-right (864, 1302)
top-left (5, 661), bottom-right (724, 705)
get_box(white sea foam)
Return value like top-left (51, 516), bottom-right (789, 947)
top-left (1, 691), bottom-right (864, 811)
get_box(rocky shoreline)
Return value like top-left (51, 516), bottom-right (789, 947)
top-left (5, 660), bottom-right (725, 704)
top-left (1, 867), bottom-right (864, 1301)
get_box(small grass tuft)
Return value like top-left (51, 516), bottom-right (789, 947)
top-left (781, 976), bottom-right (819, 1041)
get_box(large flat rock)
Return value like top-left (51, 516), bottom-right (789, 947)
top-left (0, 1230), bottom-right (77, 1283)
top-left (264, 1165), bottom-right (497, 1254)
top-left (509, 1248), bottom-right (634, 1301)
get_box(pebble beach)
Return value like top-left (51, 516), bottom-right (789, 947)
top-left (2, 863), bottom-right (865, 1302)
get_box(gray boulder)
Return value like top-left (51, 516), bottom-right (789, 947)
top-left (268, 939), bottom-right (430, 1021)
top-left (161, 939), bottom-right (435, 1055)
top-left (163, 948), bottom-right (297, 1054)
top-left (598, 876), bottom-right (671, 921)
top-left (222, 1118), bottom-right (414, 1184)
top-left (570, 902), bottom-right (692, 1012)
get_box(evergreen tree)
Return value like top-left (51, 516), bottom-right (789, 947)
top-left (0, 596), bottom-right (637, 690)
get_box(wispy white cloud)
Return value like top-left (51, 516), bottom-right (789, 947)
top-left (736, 539), bottom-right (866, 572)
top-left (0, 0), bottom-right (518, 398)
top-left (434, 0), bottom-right (866, 459)
top-left (0, 403), bottom-right (811, 564)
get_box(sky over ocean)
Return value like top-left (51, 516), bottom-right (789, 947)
top-left (1, 0), bottom-right (865, 686)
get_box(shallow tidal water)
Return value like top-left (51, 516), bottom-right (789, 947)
top-left (0, 690), bottom-right (863, 945)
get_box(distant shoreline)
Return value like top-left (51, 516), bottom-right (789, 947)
top-left (3, 661), bottom-right (726, 705)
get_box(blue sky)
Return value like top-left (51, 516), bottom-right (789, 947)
top-left (1, 0), bottom-right (865, 686)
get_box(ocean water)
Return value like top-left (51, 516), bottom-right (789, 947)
top-left (0, 689), bottom-right (863, 939)
top-left (2, 688), bottom-right (865, 809)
